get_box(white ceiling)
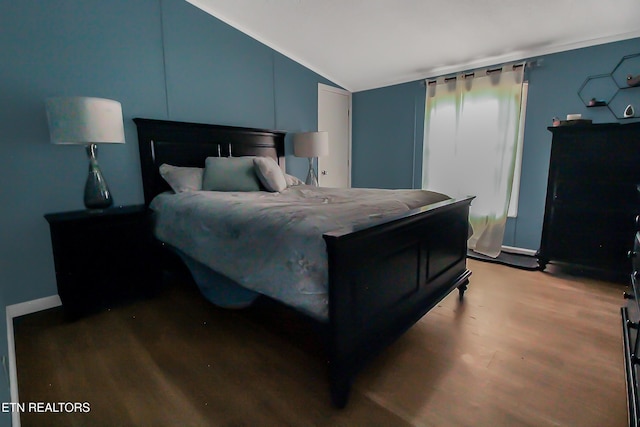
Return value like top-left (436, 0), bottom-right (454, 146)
top-left (187, 0), bottom-right (640, 92)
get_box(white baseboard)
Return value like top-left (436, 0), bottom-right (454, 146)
top-left (6, 295), bottom-right (61, 427)
top-left (6, 295), bottom-right (61, 319)
top-left (501, 245), bottom-right (537, 256)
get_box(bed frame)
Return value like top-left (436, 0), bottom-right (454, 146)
top-left (134, 118), bottom-right (473, 408)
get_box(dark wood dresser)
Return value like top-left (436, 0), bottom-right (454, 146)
top-left (537, 122), bottom-right (640, 280)
top-left (623, 227), bottom-right (640, 427)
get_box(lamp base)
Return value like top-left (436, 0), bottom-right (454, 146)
top-left (305, 157), bottom-right (319, 186)
top-left (84, 144), bottom-right (113, 210)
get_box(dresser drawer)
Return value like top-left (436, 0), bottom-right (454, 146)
top-left (552, 178), bottom-right (640, 207)
top-left (632, 232), bottom-right (640, 275)
top-left (544, 208), bottom-right (635, 272)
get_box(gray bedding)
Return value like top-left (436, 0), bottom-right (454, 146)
top-left (150, 185), bottom-right (450, 320)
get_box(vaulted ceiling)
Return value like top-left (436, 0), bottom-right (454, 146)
top-left (187, 0), bottom-right (640, 92)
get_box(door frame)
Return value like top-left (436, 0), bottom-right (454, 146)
top-left (318, 83), bottom-right (352, 188)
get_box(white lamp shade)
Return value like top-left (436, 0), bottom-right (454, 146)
top-left (293, 131), bottom-right (329, 157)
top-left (45, 97), bottom-right (125, 145)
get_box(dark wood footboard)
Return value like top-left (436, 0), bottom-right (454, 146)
top-left (323, 196), bottom-right (473, 407)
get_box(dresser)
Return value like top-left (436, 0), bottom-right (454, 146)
top-left (623, 227), bottom-right (640, 427)
top-left (537, 122), bottom-right (640, 280)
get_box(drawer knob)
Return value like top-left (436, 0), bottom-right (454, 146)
top-left (629, 251), bottom-right (638, 259)
top-left (636, 214), bottom-right (640, 229)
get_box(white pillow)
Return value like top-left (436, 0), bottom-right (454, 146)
top-left (253, 157), bottom-right (287, 192)
top-left (284, 173), bottom-right (304, 187)
top-left (159, 164), bottom-right (203, 193)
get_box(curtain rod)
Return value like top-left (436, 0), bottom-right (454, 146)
top-left (424, 60), bottom-right (533, 86)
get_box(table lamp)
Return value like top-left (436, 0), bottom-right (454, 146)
top-left (45, 97), bottom-right (125, 209)
top-left (293, 131), bottom-right (329, 186)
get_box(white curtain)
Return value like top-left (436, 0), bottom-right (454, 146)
top-left (422, 66), bottom-right (524, 258)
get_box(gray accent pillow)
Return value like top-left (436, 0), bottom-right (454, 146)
top-left (202, 157), bottom-right (261, 192)
top-left (159, 164), bottom-right (203, 193)
top-left (253, 157), bottom-right (287, 192)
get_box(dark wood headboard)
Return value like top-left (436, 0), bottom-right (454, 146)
top-left (133, 118), bottom-right (286, 205)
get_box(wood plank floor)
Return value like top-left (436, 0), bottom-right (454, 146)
top-left (14, 259), bottom-right (627, 426)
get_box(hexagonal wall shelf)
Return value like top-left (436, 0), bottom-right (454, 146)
top-left (608, 86), bottom-right (640, 119)
top-left (578, 52), bottom-right (640, 121)
top-left (611, 53), bottom-right (640, 89)
top-left (578, 74), bottom-right (618, 107)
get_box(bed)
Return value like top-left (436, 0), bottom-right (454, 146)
top-left (134, 118), bottom-right (473, 407)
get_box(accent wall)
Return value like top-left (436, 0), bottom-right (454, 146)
top-left (352, 36), bottom-right (640, 251)
top-left (0, 288), bottom-right (7, 427)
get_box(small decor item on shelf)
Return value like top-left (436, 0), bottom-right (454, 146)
top-left (558, 114), bottom-right (592, 126)
top-left (552, 117), bottom-right (560, 127)
top-left (588, 98), bottom-right (607, 107)
top-left (624, 104), bottom-right (635, 118)
top-left (627, 74), bottom-right (640, 87)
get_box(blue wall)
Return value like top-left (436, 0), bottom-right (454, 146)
top-left (0, 289), bottom-right (7, 427)
top-left (0, 0), bottom-right (334, 414)
top-left (352, 82), bottom-right (426, 189)
top-left (353, 37), bottom-right (640, 250)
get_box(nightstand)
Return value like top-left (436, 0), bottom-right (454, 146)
top-left (45, 205), bottom-right (159, 318)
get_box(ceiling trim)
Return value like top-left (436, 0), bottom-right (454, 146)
top-left (186, 1), bottom-right (640, 93)
top-left (382, 29), bottom-right (640, 91)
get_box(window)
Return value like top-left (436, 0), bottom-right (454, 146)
top-left (507, 81), bottom-right (528, 218)
top-left (422, 65), bottom-right (526, 257)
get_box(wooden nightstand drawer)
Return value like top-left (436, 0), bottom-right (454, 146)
top-left (45, 205), bottom-right (160, 317)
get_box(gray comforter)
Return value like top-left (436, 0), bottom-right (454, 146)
top-left (150, 185), bottom-right (450, 320)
